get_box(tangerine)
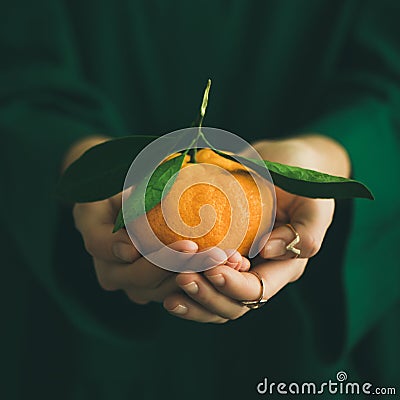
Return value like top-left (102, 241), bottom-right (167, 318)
top-left (130, 149), bottom-right (274, 256)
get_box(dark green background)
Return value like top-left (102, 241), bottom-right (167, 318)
top-left (1, 1), bottom-right (399, 399)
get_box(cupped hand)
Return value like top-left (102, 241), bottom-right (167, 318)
top-left (163, 258), bottom-right (307, 323)
top-left (73, 193), bottom-right (250, 305)
top-left (162, 187), bottom-right (326, 323)
top-left (163, 135), bottom-right (349, 323)
top-left (65, 137), bottom-right (251, 306)
top-left (255, 136), bottom-right (340, 261)
top-left (74, 193), bottom-right (176, 304)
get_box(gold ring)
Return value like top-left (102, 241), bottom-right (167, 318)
top-left (240, 270), bottom-right (268, 309)
top-left (285, 223), bottom-right (301, 258)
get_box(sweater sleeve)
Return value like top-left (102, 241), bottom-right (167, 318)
top-left (299, 0), bottom-right (400, 350)
top-left (0, 0), bottom-right (163, 342)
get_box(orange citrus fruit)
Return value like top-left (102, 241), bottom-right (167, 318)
top-left (130, 149), bottom-right (274, 256)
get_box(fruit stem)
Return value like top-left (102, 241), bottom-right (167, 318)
top-left (198, 79), bottom-right (211, 129)
top-left (198, 129), bottom-right (214, 149)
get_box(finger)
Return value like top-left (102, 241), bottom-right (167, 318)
top-left (125, 274), bottom-right (180, 304)
top-left (111, 239), bottom-right (141, 263)
top-left (224, 252), bottom-right (251, 272)
top-left (238, 256), bottom-right (251, 272)
top-left (93, 256), bottom-right (171, 291)
top-left (144, 240), bottom-right (201, 272)
top-left (175, 273), bottom-right (248, 320)
top-left (261, 198), bottom-right (334, 259)
top-left (175, 246), bottom-right (227, 273)
top-left (148, 274), bottom-right (181, 302)
top-left (163, 293), bottom-right (229, 324)
top-left (204, 265), bottom-right (261, 301)
top-left (204, 259), bottom-right (308, 302)
top-left (224, 249), bottom-right (243, 270)
top-left (74, 201), bottom-right (140, 263)
top-left (94, 241), bottom-right (198, 290)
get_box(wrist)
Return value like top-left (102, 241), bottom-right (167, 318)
top-left (252, 134), bottom-right (351, 178)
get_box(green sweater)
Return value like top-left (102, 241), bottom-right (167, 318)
top-left (1, 1), bottom-right (399, 399)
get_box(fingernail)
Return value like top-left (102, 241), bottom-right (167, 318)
top-left (181, 281), bottom-right (199, 295)
top-left (207, 274), bottom-right (225, 287)
top-left (169, 304), bottom-right (188, 315)
top-left (112, 242), bottom-right (135, 263)
top-left (263, 239), bottom-right (287, 258)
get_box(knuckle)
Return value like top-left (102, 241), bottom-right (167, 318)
top-left (290, 261), bottom-right (308, 282)
top-left (93, 260), bottom-right (119, 291)
top-left (146, 290), bottom-right (165, 303)
top-left (83, 236), bottom-right (99, 258)
top-left (300, 229), bottom-right (321, 258)
top-left (72, 205), bottom-right (86, 233)
top-left (307, 238), bottom-right (321, 258)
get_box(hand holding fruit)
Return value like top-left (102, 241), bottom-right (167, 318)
top-left (65, 137), bottom-right (251, 306)
top-left (59, 82), bottom-right (371, 324)
top-left (162, 136), bottom-right (349, 323)
top-left (72, 191), bottom-right (251, 305)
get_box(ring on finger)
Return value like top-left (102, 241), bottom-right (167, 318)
top-left (285, 223), bottom-right (301, 258)
top-left (240, 270), bottom-right (268, 309)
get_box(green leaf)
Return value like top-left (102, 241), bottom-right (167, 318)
top-left (113, 208), bottom-right (125, 233)
top-left (113, 154), bottom-right (186, 232)
top-left (112, 178), bottom-right (148, 232)
top-left (56, 135), bottom-right (159, 202)
top-left (215, 151), bottom-right (374, 200)
top-left (145, 154), bottom-right (186, 210)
